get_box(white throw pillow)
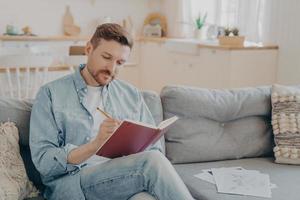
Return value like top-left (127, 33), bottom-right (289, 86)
top-left (271, 84), bottom-right (300, 165)
top-left (0, 122), bottom-right (38, 200)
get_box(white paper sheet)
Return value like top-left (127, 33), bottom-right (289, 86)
top-left (194, 171), bottom-right (215, 184)
top-left (194, 167), bottom-right (276, 198)
top-left (212, 168), bottom-right (272, 198)
top-left (194, 167), bottom-right (243, 184)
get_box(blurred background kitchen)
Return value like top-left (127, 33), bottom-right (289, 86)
top-left (0, 0), bottom-right (298, 99)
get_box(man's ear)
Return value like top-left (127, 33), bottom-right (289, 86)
top-left (85, 41), bottom-right (93, 56)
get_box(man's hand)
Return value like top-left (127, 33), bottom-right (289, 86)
top-left (67, 118), bottom-right (121, 165)
top-left (93, 118), bottom-right (121, 148)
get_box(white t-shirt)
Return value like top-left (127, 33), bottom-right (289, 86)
top-left (85, 85), bottom-right (105, 140)
top-left (84, 85), bottom-right (111, 166)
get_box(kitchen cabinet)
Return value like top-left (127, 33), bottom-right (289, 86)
top-left (138, 38), bottom-right (278, 92)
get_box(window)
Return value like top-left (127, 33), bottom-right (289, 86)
top-left (190, 0), bottom-right (239, 27)
top-left (189, 0), bottom-right (270, 42)
top-left (190, 0), bottom-right (218, 25)
top-left (218, 0), bottom-right (239, 27)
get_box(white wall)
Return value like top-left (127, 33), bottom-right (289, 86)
top-left (265, 0), bottom-right (300, 85)
top-left (276, 0), bottom-right (300, 85)
top-left (0, 0), bottom-right (155, 36)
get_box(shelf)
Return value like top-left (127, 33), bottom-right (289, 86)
top-left (139, 37), bottom-right (279, 50)
top-left (0, 35), bottom-right (90, 41)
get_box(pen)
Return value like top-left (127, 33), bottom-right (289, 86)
top-left (96, 107), bottom-right (112, 119)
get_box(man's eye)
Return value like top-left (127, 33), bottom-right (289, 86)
top-left (117, 61), bottom-right (124, 65)
top-left (102, 56), bottom-right (111, 60)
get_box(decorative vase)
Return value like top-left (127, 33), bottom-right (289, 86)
top-left (63, 5), bottom-right (81, 36)
top-left (195, 29), bottom-right (202, 40)
top-left (63, 6), bottom-right (74, 26)
top-left (6, 25), bottom-right (19, 35)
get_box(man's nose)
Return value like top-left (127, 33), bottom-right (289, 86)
top-left (107, 60), bottom-right (117, 71)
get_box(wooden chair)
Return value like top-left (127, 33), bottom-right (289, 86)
top-left (0, 55), bottom-right (73, 99)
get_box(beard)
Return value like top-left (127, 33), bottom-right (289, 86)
top-left (95, 69), bottom-right (113, 78)
top-left (89, 67), bottom-right (118, 86)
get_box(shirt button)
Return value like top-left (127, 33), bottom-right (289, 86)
top-left (86, 136), bottom-right (90, 141)
top-left (88, 116), bottom-right (92, 120)
top-left (84, 89), bottom-right (87, 92)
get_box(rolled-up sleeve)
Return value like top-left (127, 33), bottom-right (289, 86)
top-left (29, 87), bottom-right (78, 179)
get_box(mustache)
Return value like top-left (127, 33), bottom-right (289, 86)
top-left (95, 69), bottom-right (112, 77)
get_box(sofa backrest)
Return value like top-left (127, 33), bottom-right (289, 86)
top-left (0, 86), bottom-right (275, 186)
top-left (0, 98), bottom-right (44, 191)
top-left (141, 91), bottom-right (165, 154)
top-left (161, 85), bottom-right (274, 164)
top-left (141, 91), bottom-right (164, 125)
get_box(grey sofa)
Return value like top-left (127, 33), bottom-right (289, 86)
top-left (1, 85), bottom-right (299, 200)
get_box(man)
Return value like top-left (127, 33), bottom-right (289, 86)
top-left (30, 23), bottom-right (194, 200)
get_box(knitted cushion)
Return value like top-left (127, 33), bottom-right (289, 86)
top-left (0, 122), bottom-right (38, 199)
top-left (271, 84), bottom-right (300, 165)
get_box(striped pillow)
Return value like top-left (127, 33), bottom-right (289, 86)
top-left (271, 84), bottom-right (300, 165)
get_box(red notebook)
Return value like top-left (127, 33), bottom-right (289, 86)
top-left (96, 116), bottom-right (178, 158)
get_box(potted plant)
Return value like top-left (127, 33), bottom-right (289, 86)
top-left (195, 12), bottom-right (207, 40)
top-left (218, 27), bottom-right (245, 46)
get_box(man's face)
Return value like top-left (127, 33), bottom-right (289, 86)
top-left (85, 39), bottom-right (131, 86)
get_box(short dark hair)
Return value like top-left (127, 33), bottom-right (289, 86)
top-left (90, 23), bottom-right (133, 49)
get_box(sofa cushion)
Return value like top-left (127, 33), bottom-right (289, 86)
top-left (0, 98), bottom-right (33, 146)
top-left (174, 157), bottom-right (300, 200)
top-left (141, 91), bottom-right (163, 126)
top-left (0, 98), bottom-right (44, 191)
top-left (141, 90), bottom-right (165, 154)
top-left (0, 122), bottom-right (38, 199)
top-left (161, 86), bottom-right (274, 164)
top-left (271, 84), bottom-right (300, 165)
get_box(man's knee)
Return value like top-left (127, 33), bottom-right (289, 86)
top-left (142, 151), bottom-right (169, 168)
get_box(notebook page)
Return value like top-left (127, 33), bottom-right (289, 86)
top-left (158, 116), bottom-right (178, 129)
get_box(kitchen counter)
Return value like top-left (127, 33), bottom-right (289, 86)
top-left (0, 35), bottom-right (90, 41)
top-left (139, 37), bottom-right (278, 50)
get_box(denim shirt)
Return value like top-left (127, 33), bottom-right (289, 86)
top-left (29, 65), bottom-right (162, 200)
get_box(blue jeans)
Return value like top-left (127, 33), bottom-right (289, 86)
top-left (80, 151), bottom-right (194, 200)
